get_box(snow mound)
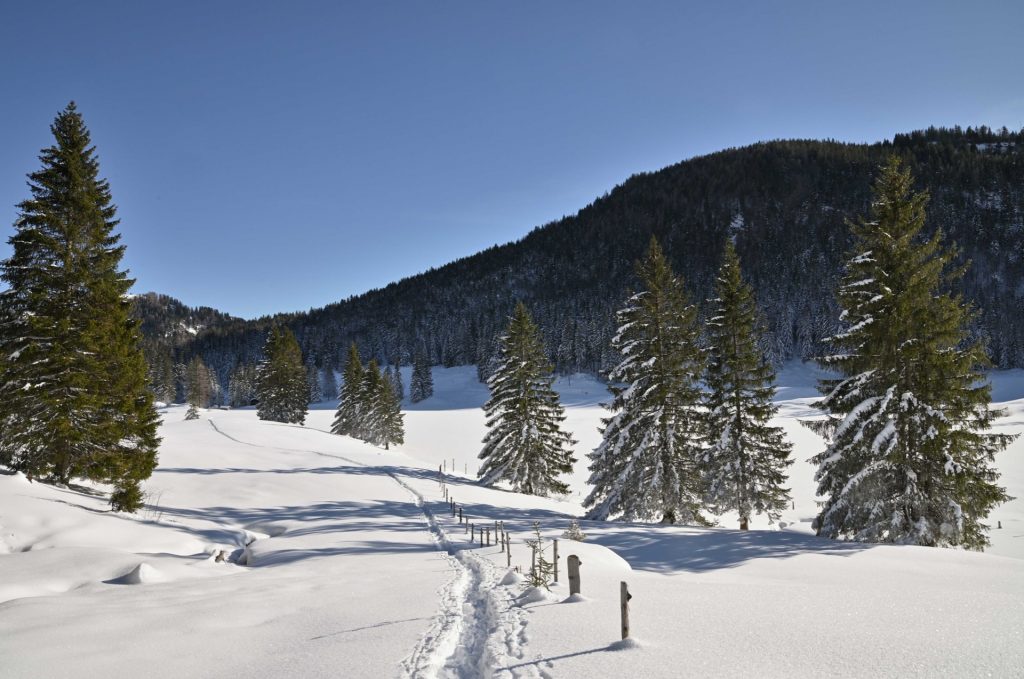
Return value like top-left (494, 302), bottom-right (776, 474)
top-left (561, 593), bottom-right (588, 603)
top-left (517, 586), bottom-right (556, 604)
top-left (110, 562), bottom-right (165, 585)
top-left (499, 569), bottom-right (524, 586)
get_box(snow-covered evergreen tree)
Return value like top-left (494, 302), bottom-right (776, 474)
top-left (228, 364), bottom-right (258, 407)
top-left (320, 366), bottom-right (338, 401)
top-left (256, 326), bottom-right (308, 424)
top-left (807, 157), bottom-right (1013, 549)
top-left (478, 303), bottom-right (575, 496)
top-left (372, 369), bottom-right (405, 450)
top-left (306, 357), bottom-right (322, 404)
top-left (358, 359), bottom-right (385, 443)
top-left (703, 241), bottom-right (792, 529)
top-left (331, 343), bottom-right (363, 436)
top-left (389, 364), bottom-right (404, 403)
top-left (0, 103), bottom-right (160, 511)
top-left (410, 352), bottom-right (433, 403)
top-left (584, 237), bottom-right (708, 524)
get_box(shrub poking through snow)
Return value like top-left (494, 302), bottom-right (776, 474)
top-left (562, 518), bottom-right (587, 541)
top-left (524, 522), bottom-right (555, 590)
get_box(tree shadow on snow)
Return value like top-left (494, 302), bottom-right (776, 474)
top-left (582, 521), bottom-right (872, 574)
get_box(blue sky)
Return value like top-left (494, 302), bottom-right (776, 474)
top-left (1, 1), bottom-right (1022, 318)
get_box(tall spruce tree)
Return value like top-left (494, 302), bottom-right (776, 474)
top-left (371, 369), bottom-right (405, 449)
top-left (321, 365), bottom-right (339, 401)
top-left (703, 241), bottom-right (793, 529)
top-left (0, 103), bottom-right (160, 511)
top-left (256, 326), bottom-right (308, 424)
top-left (359, 359), bottom-right (385, 443)
top-left (478, 303), bottom-right (576, 496)
top-left (332, 343), bottom-right (364, 436)
top-left (306, 357), bottom-right (323, 404)
top-left (389, 364), bottom-right (405, 402)
top-left (584, 237), bottom-right (708, 524)
top-left (807, 157), bottom-right (1014, 549)
top-left (410, 351), bottom-right (433, 403)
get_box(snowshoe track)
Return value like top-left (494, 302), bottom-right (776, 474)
top-left (205, 418), bottom-right (539, 678)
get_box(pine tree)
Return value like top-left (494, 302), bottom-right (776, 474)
top-left (332, 343), bottom-right (364, 436)
top-left (703, 241), bottom-right (793, 529)
top-left (256, 326), bottom-right (308, 424)
top-left (478, 303), bottom-right (576, 496)
top-left (320, 365), bottom-right (338, 401)
top-left (228, 363), bottom-right (258, 407)
top-left (389, 364), bottom-right (405, 402)
top-left (0, 103), bottom-right (160, 511)
top-left (306, 357), bottom-right (323, 404)
top-left (410, 351), bottom-right (433, 403)
top-left (807, 157), bottom-right (1014, 549)
top-left (584, 237), bottom-right (708, 524)
top-left (373, 369), bottom-right (405, 450)
top-left (359, 359), bottom-right (386, 443)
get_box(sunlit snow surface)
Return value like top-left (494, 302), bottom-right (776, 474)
top-left (1, 364), bottom-right (1022, 677)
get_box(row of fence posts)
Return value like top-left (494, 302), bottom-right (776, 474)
top-left (438, 464), bottom-right (631, 640)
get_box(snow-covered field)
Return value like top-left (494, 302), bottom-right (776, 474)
top-left (1, 364), bottom-right (1022, 677)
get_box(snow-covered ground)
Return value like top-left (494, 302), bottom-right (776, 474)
top-left (1, 364), bottom-right (1022, 677)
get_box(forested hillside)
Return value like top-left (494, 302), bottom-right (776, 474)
top-left (149, 126), bottom-right (1024, 397)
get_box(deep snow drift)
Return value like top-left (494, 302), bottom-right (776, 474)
top-left (1, 364), bottom-right (1022, 678)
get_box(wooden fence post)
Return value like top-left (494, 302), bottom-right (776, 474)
top-left (479, 526), bottom-right (483, 548)
top-left (568, 555), bottom-right (582, 595)
top-left (553, 538), bottom-right (559, 582)
top-left (458, 507), bottom-right (463, 523)
top-left (486, 527), bottom-right (490, 546)
top-left (620, 581), bottom-right (632, 640)
top-left (506, 538), bottom-right (511, 567)
top-left (470, 524), bottom-right (474, 541)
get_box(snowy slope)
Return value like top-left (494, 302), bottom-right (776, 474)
top-left (1, 364), bottom-right (1022, 677)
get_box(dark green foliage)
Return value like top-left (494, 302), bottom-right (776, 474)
top-left (584, 238), bottom-right (708, 524)
top-left (330, 346), bottom-right (404, 448)
top-left (807, 157), bottom-right (1014, 549)
top-left (307, 356), bottom-right (322, 404)
top-left (228, 363), bottom-right (258, 407)
top-left (256, 326), bottom-right (308, 424)
top-left (479, 302), bottom-right (576, 496)
top-left (703, 241), bottom-right (793, 529)
top-left (410, 352), bottom-right (433, 403)
top-left (332, 343), bottom-right (364, 436)
top-left (363, 360), bottom-right (405, 449)
top-left (389, 364), bottom-right (404, 402)
top-left (0, 103), bottom-right (160, 511)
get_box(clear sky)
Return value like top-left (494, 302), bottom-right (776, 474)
top-left (1, 1), bottom-right (1022, 318)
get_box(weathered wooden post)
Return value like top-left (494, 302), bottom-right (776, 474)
top-left (485, 527), bottom-right (490, 546)
top-left (553, 538), bottom-right (559, 582)
top-left (499, 527), bottom-right (505, 552)
top-left (530, 543), bottom-right (537, 579)
top-left (620, 581), bottom-right (632, 640)
top-left (458, 507), bottom-right (463, 523)
top-left (506, 538), bottom-right (511, 567)
top-left (479, 527), bottom-right (484, 548)
top-left (470, 524), bottom-right (474, 541)
top-left (568, 555), bottom-right (582, 595)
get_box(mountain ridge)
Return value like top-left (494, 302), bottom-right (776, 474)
top-left (146, 125), bottom-right (1024, 389)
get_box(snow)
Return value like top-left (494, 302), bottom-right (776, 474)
top-left (0, 363), bottom-right (1022, 677)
